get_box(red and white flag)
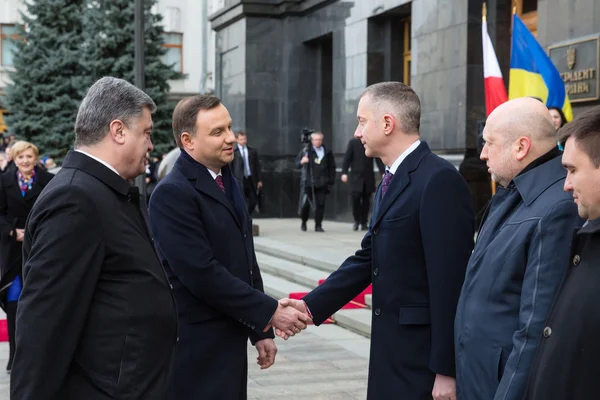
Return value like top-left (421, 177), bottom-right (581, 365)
top-left (482, 13), bottom-right (507, 116)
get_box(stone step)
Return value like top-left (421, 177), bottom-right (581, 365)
top-left (365, 294), bottom-right (372, 308)
top-left (261, 273), bottom-right (372, 338)
top-left (253, 237), bottom-right (342, 274)
top-left (256, 252), bottom-right (329, 289)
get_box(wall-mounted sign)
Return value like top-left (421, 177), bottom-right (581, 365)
top-left (549, 36), bottom-right (599, 103)
top-left (208, 0), bottom-right (225, 16)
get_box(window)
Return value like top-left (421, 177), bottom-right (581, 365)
top-left (514, 0), bottom-right (538, 36)
top-left (1, 25), bottom-right (22, 67)
top-left (162, 32), bottom-right (183, 73)
top-left (403, 18), bottom-right (411, 86)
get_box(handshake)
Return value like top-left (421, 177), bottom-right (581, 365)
top-left (264, 298), bottom-right (312, 340)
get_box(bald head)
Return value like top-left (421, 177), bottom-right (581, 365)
top-left (481, 98), bottom-right (560, 188)
top-left (486, 98), bottom-right (557, 146)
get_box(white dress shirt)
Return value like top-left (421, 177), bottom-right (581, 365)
top-left (237, 144), bottom-right (252, 176)
top-left (313, 146), bottom-right (325, 162)
top-left (387, 140), bottom-right (421, 174)
top-left (206, 168), bottom-right (222, 180)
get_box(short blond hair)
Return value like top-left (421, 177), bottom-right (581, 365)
top-left (11, 141), bottom-right (39, 158)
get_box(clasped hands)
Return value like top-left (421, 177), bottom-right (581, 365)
top-left (264, 298), bottom-right (311, 340)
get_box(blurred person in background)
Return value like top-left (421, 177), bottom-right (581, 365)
top-left (549, 106), bottom-right (567, 131)
top-left (0, 141), bottom-right (53, 372)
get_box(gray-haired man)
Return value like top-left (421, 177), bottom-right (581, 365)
top-left (11, 77), bottom-right (177, 399)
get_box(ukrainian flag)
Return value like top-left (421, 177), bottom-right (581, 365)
top-left (509, 14), bottom-right (572, 121)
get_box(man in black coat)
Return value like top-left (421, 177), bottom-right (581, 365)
top-left (526, 106), bottom-right (600, 400)
top-left (341, 137), bottom-right (385, 231)
top-left (231, 131), bottom-right (262, 215)
top-left (11, 77), bottom-right (178, 399)
top-left (149, 95), bottom-right (310, 400)
top-left (296, 132), bottom-right (336, 232)
top-left (280, 82), bottom-right (474, 400)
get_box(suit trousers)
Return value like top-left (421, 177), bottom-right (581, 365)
top-left (243, 177), bottom-right (258, 215)
top-left (351, 185), bottom-right (371, 225)
top-left (301, 187), bottom-right (327, 226)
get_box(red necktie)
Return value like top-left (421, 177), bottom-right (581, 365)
top-left (381, 171), bottom-right (393, 198)
top-left (215, 175), bottom-right (225, 193)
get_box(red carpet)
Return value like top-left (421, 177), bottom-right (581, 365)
top-left (0, 319), bottom-right (8, 342)
top-left (288, 282), bottom-right (373, 324)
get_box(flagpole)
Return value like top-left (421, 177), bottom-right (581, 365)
top-left (483, 1), bottom-right (498, 196)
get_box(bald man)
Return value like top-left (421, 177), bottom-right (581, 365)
top-left (454, 98), bottom-right (583, 400)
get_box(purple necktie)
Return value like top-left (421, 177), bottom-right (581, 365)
top-left (215, 175), bottom-right (225, 193)
top-left (381, 171), bottom-right (393, 198)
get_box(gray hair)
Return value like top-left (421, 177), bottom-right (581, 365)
top-left (311, 132), bottom-right (324, 139)
top-left (75, 77), bottom-right (157, 147)
top-left (361, 82), bottom-right (421, 134)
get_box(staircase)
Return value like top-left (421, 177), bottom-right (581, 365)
top-left (255, 235), bottom-right (373, 338)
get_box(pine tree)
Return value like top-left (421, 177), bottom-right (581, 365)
top-left (5, 0), bottom-right (87, 159)
top-left (82, 0), bottom-right (182, 155)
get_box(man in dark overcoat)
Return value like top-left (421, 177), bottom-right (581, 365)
top-left (341, 137), bottom-right (385, 230)
top-left (11, 77), bottom-right (178, 399)
top-left (149, 95), bottom-right (310, 400)
top-left (231, 131), bottom-right (263, 215)
top-left (526, 106), bottom-right (600, 400)
top-left (281, 82), bottom-right (475, 400)
top-left (454, 98), bottom-right (584, 400)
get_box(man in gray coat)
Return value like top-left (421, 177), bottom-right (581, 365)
top-left (454, 98), bottom-right (584, 400)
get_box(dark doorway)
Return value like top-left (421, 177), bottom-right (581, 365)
top-left (367, 5), bottom-right (411, 86)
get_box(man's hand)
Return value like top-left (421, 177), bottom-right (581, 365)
top-left (341, 174), bottom-right (348, 183)
top-left (255, 338), bottom-right (277, 369)
top-left (300, 156), bottom-right (309, 165)
top-left (275, 298), bottom-right (309, 339)
top-left (15, 229), bottom-right (25, 242)
top-left (432, 374), bottom-right (456, 400)
top-left (265, 302), bottom-right (311, 339)
top-left (257, 181), bottom-right (263, 189)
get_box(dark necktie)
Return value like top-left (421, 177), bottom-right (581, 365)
top-left (215, 175), bottom-right (225, 193)
top-left (381, 171), bottom-right (393, 198)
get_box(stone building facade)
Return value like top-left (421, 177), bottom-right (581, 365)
top-left (209, 0), bottom-right (600, 222)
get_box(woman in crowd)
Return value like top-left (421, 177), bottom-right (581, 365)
top-left (549, 106), bottom-right (567, 130)
top-left (0, 141), bottom-right (53, 372)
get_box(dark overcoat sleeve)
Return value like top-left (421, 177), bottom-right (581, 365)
top-left (302, 232), bottom-right (372, 325)
top-left (11, 186), bottom-right (105, 399)
top-left (149, 181), bottom-right (278, 334)
top-left (420, 167), bottom-right (474, 377)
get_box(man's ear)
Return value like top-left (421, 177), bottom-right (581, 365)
top-left (109, 119), bottom-right (126, 145)
top-left (515, 136), bottom-right (532, 161)
top-left (382, 114), bottom-right (395, 136)
top-left (181, 132), bottom-right (194, 150)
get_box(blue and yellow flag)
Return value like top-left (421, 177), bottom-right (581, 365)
top-left (509, 14), bottom-right (572, 121)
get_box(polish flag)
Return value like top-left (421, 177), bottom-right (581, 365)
top-left (482, 14), bottom-right (507, 116)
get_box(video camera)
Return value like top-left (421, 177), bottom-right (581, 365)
top-left (300, 128), bottom-right (316, 145)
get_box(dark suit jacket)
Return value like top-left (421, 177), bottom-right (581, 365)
top-left (0, 165), bottom-right (53, 300)
top-left (149, 150), bottom-right (278, 400)
top-left (11, 151), bottom-right (177, 399)
top-left (303, 142), bottom-right (474, 399)
top-left (232, 145), bottom-right (262, 189)
top-left (342, 138), bottom-right (385, 193)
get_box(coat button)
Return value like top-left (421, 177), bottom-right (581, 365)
top-left (543, 326), bottom-right (552, 337)
top-left (169, 284), bottom-right (173, 290)
top-left (374, 308), bottom-right (381, 316)
top-left (373, 228), bottom-right (379, 235)
top-left (251, 325), bottom-right (255, 329)
top-left (573, 254), bottom-right (581, 265)
top-left (373, 268), bottom-right (379, 276)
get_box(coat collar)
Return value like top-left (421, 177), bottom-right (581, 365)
top-left (4, 165), bottom-right (54, 202)
top-left (174, 149), bottom-right (241, 228)
top-left (578, 218), bottom-right (600, 235)
top-left (373, 141), bottom-right (431, 224)
top-left (513, 154), bottom-right (565, 207)
top-left (61, 150), bottom-right (131, 196)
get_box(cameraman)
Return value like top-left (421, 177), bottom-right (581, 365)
top-left (296, 131), bottom-right (336, 232)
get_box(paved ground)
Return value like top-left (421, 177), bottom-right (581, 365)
top-left (248, 218), bottom-right (370, 399)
